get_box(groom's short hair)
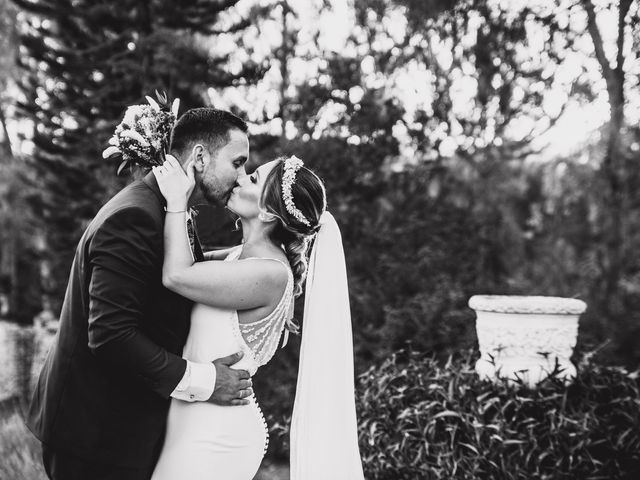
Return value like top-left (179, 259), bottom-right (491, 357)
top-left (170, 108), bottom-right (248, 157)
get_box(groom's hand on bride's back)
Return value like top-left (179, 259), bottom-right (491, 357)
top-left (208, 352), bottom-right (253, 406)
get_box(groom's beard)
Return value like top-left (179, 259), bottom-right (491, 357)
top-left (198, 181), bottom-right (233, 206)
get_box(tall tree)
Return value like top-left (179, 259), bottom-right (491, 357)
top-left (12, 0), bottom-right (266, 312)
top-left (0, 0), bottom-right (38, 321)
top-left (580, 0), bottom-right (637, 311)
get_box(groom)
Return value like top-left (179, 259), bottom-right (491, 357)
top-left (27, 108), bottom-right (253, 480)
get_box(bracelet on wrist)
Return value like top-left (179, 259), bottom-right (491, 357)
top-left (165, 208), bottom-right (187, 213)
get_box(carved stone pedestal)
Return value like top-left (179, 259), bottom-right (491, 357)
top-left (469, 295), bottom-right (586, 387)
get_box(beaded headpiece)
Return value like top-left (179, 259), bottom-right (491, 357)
top-left (282, 156), bottom-right (311, 226)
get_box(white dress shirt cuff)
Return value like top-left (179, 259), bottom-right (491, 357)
top-left (170, 360), bottom-right (216, 402)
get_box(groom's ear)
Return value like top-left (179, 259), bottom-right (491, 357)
top-left (192, 144), bottom-right (206, 172)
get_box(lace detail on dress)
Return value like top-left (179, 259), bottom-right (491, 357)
top-left (225, 246), bottom-right (293, 368)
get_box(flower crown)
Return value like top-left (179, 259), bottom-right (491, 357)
top-left (282, 156), bottom-right (311, 227)
top-left (102, 91), bottom-right (180, 175)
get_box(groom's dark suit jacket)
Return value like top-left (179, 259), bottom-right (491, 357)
top-left (27, 173), bottom-right (194, 469)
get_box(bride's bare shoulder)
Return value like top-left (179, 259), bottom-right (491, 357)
top-left (239, 244), bottom-right (288, 265)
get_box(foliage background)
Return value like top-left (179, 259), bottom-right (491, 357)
top-left (1, 0), bottom-right (639, 471)
top-left (355, 351), bottom-right (640, 479)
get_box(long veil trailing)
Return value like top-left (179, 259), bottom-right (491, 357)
top-left (290, 212), bottom-right (365, 479)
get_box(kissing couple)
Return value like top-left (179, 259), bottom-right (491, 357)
top-left (26, 98), bottom-right (364, 480)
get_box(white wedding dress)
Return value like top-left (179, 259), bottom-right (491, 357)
top-left (151, 246), bottom-right (293, 480)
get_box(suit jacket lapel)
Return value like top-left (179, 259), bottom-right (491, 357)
top-left (143, 172), bottom-right (205, 262)
top-left (186, 212), bottom-right (205, 262)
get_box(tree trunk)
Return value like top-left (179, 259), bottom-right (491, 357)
top-left (278, 0), bottom-right (292, 138)
top-left (583, 0), bottom-right (632, 311)
top-left (0, 102), bottom-right (13, 159)
top-left (0, 102), bottom-right (20, 317)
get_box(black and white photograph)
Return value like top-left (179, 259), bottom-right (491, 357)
top-left (0, 0), bottom-right (639, 479)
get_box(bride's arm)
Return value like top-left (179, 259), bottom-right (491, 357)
top-left (163, 258), bottom-right (286, 310)
top-left (153, 158), bottom-right (287, 310)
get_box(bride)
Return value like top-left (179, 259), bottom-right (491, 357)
top-left (149, 154), bottom-right (364, 480)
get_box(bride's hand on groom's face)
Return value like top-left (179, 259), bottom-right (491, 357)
top-left (152, 155), bottom-right (196, 210)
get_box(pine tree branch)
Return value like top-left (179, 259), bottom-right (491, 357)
top-left (203, 17), bottom-right (252, 35)
top-left (11, 0), bottom-right (73, 18)
top-left (209, 0), bottom-right (241, 12)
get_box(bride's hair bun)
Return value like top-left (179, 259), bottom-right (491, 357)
top-left (260, 158), bottom-right (326, 297)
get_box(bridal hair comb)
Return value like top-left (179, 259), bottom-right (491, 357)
top-left (282, 156), bottom-right (311, 226)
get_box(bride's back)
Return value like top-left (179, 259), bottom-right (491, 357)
top-left (185, 245), bottom-right (293, 377)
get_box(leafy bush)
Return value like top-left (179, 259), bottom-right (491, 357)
top-left (356, 351), bottom-right (640, 479)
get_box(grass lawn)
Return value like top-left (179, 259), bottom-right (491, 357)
top-left (0, 399), bottom-right (288, 480)
top-left (0, 400), bottom-right (46, 480)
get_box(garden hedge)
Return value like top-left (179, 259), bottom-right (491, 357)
top-left (355, 351), bottom-right (640, 479)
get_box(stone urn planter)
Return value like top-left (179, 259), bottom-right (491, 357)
top-left (469, 295), bottom-right (587, 386)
